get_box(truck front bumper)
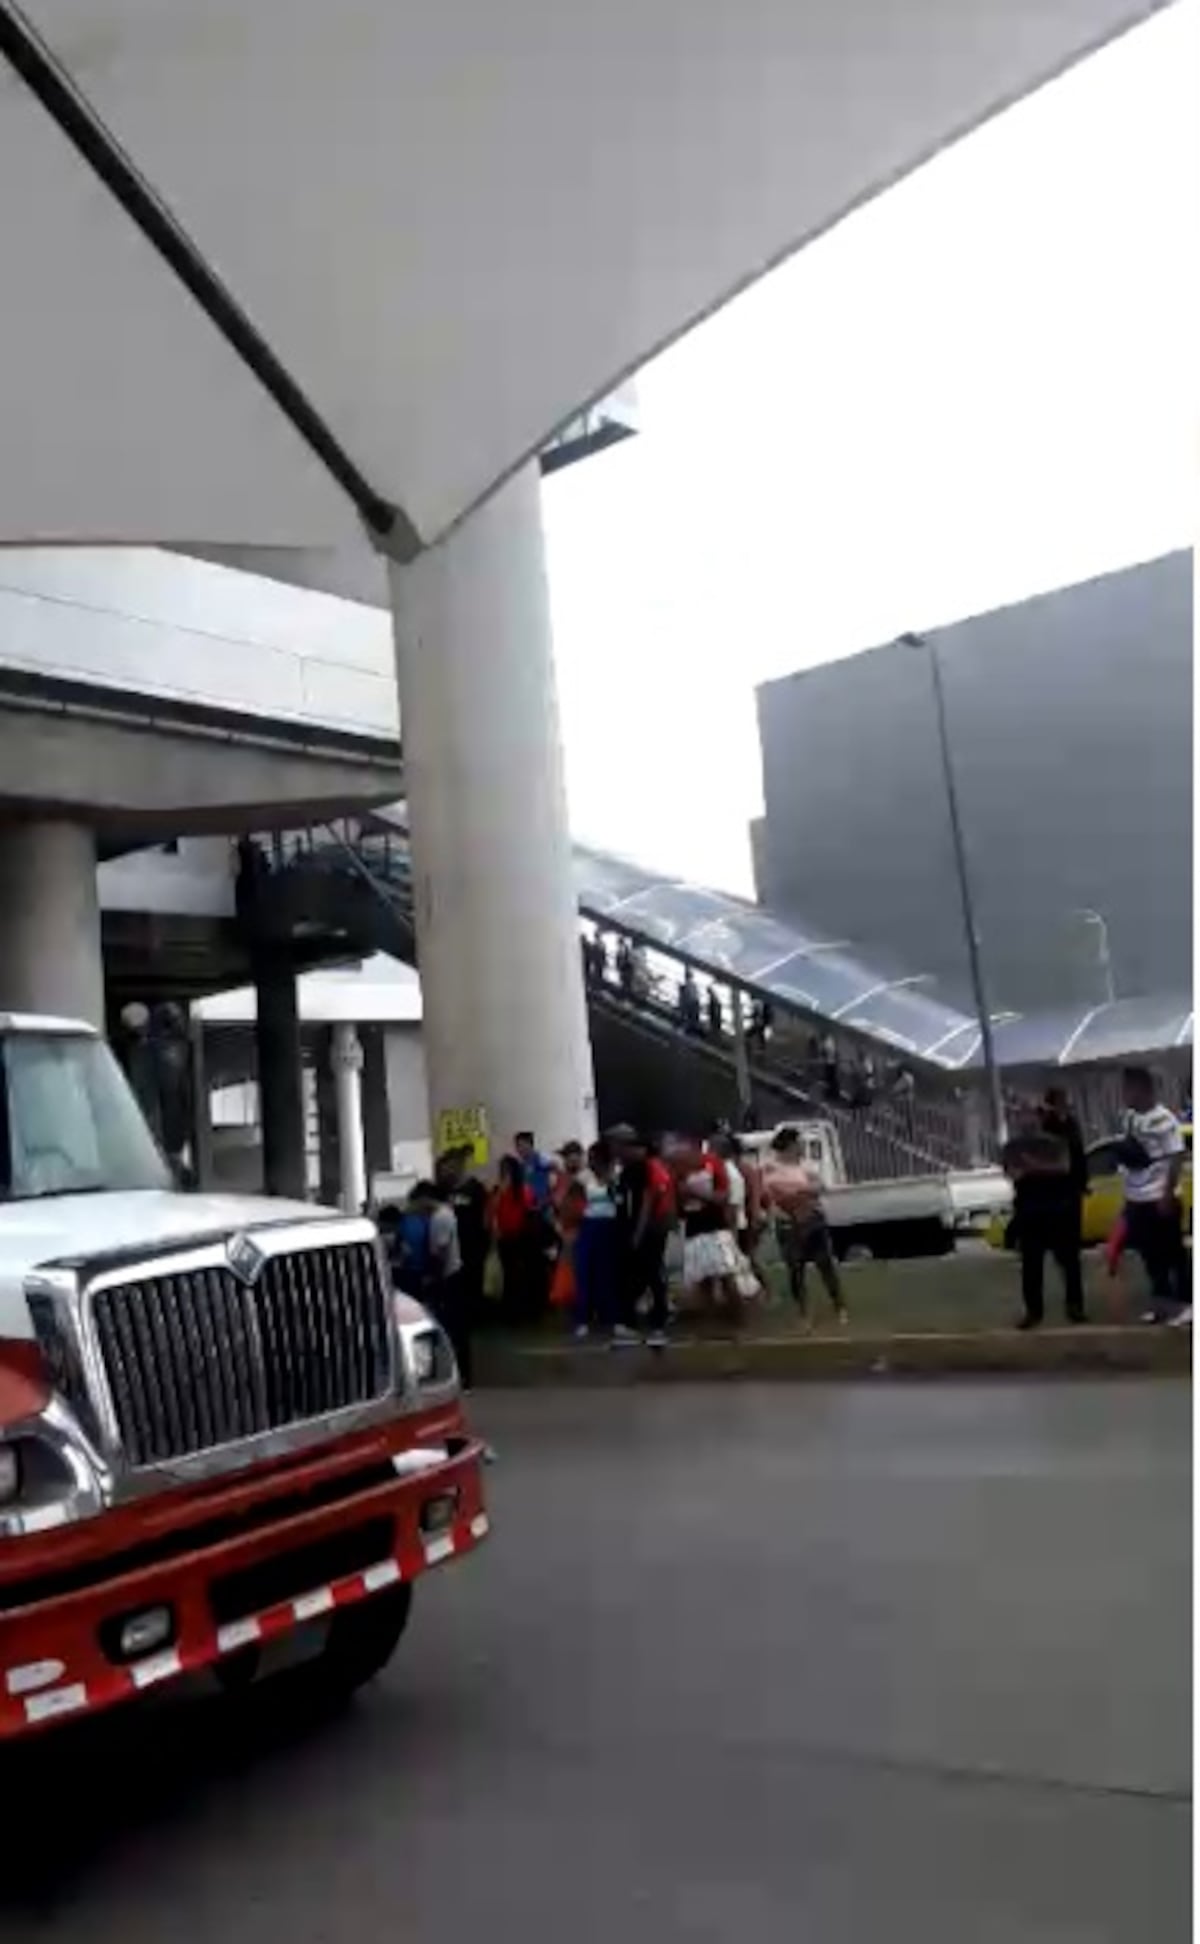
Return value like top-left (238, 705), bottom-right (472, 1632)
top-left (0, 1420), bottom-right (488, 1737)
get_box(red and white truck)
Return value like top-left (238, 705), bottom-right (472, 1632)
top-left (0, 1012), bottom-right (488, 1737)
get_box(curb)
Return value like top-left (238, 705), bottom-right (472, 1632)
top-left (475, 1325), bottom-right (1192, 1387)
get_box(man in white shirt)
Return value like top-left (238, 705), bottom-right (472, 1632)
top-left (1119, 1067), bottom-right (1189, 1325)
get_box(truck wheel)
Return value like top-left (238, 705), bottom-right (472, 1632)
top-left (310, 1584), bottom-right (413, 1697)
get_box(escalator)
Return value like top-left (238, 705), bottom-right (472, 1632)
top-left (244, 820), bottom-right (981, 1182)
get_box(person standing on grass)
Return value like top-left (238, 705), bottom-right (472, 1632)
top-left (490, 1154), bottom-right (540, 1326)
top-left (674, 1136), bottom-right (743, 1325)
top-left (761, 1125), bottom-right (847, 1327)
top-left (513, 1130), bottom-right (556, 1315)
top-left (1117, 1066), bottom-right (1190, 1326)
top-left (611, 1126), bottom-right (675, 1346)
top-left (548, 1139), bottom-right (587, 1315)
top-left (514, 1130), bottom-right (556, 1218)
top-left (1001, 1114), bottom-right (1087, 1331)
top-left (572, 1138), bottom-right (621, 1340)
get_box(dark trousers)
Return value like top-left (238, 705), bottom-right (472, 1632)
top-left (1124, 1200), bottom-right (1187, 1313)
top-left (427, 1271), bottom-right (473, 1388)
top-left (574, 1219), bottom-right (620, 1331)
top-left (497, 1235), bottom-right (546, 1326)
top-left (779, 1217), bottom-right (843, 1315)
top-left (1019, 1202), bottom-right (1085, 1323)
top-left (621, 1229), bottom-right (670, 1333)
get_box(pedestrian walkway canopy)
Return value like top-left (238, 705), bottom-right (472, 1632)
top-left (0, 0), bottom-right (1161, 560)
top-left (573, 841), bottom-right (1193, 1069)
top-left (361, 810), bottom-right (1191, 1070)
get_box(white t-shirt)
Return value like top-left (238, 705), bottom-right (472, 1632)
top-left (580, 1170), bottom-right (618, 1219)
top-left (1120, 1105), bottom-right (1185, 1204)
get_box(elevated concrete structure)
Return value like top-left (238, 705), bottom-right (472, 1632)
top-left (0, 673), bottom-right (401, 842)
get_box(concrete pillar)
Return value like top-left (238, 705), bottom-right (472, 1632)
top-left (388, 463), bottom-right (596, 1163)
top-left (253, 947), bottom-right (306, 1200)
top-left (331, 1022), bottom-right (368, 1214)
top-left (0, 820), bottom-right (104, 1026)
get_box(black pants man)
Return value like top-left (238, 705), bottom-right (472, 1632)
top-left (1018, 1196), bottom-right (1085, 1327)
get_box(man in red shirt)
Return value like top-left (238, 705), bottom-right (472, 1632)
top-left (611, 1125), bottom-right (676, 1346)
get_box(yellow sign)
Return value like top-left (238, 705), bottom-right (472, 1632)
top-left (435, 1105), bottom-right (490, 1168)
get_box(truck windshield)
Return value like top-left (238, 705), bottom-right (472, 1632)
top-left (0, 1031), bottom-right (171, 1200)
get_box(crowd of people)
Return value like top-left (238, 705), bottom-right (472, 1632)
top-left (378, 1120), bottom-right (850, 1379)
top-left (1002, 1066), bottom-right (1191, 1330)
top-left (376, 1065), bottom-right (1189, 1383)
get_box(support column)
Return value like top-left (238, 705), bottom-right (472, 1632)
top-left (0, 819), bottom-right (104, 1026)
top-left (188, 1007), bottom-right (214, 1190)
top-left (388, 463), bottom-right (596, 1161)
top-left (331, 1022), bottom-right (368, 1214)
top-left (254, 946), bottom-right (306, 1200)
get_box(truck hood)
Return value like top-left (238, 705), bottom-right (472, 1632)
top-left (0, 1189), bottom-right (330, 1341)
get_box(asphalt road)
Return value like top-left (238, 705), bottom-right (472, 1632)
top-left (4, 1381), bottom-right (1190, 1942)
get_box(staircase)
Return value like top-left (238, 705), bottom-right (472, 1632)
top-left (244, 821), bottom-right (987, 1183)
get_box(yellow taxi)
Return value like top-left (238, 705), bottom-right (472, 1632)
top-left (1077, 1124), bottom-right (1192, 1246)
top-left (987, 1125), bottom-right (1192, 1250)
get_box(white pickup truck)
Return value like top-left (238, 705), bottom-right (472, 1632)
top-left (0, 1013), bottom-right (488, 1740)
top-left (743, 1119), bottom-right (1010, 1259)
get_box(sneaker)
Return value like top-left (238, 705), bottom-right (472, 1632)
top-left (644, 1330), bottom-right (668, 1350)
top-left (1066, 1311), bottom-right (1089, 1326)
top-left (1167, 1305), bottom-right (1193, 1329)
top-left (1016, 1315), bottom-right (1042, 1332)
top-left (610, 1324), bottom-right (641, 1347)
top-left (1140, 1309), bottom-right (1167, 1326)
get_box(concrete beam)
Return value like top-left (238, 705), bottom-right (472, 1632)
top-left (0, 701), bottom-right (402, 840)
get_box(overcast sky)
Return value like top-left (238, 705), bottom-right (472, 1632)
top-left (541, 1), bottom-right (1196, 898)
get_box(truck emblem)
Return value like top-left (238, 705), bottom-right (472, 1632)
top-left (226, 1232), bottom-right (266, 1287)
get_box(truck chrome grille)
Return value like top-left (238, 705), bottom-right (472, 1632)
top-left (90, 1242), bottom-right (391, 1468)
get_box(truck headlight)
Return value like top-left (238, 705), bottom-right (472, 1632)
top-left (411, 1331), bottom-right (437, 1384)
top-left (405, 1324), bottom-right (457, 1389)
top-left (0, 1418), bottom-right (103, 1534)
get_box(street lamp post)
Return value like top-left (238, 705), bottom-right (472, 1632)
top-left (1072, 908), bottom-right (1116, 1006)
top-left (901, 632), bottom-right (1007, 1149)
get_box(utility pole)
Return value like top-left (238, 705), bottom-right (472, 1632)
top-left (901, 632), bottom-right (1006, 1149)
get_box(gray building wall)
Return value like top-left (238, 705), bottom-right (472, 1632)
top-left (756, 552), bottom-right (1193, 1015)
